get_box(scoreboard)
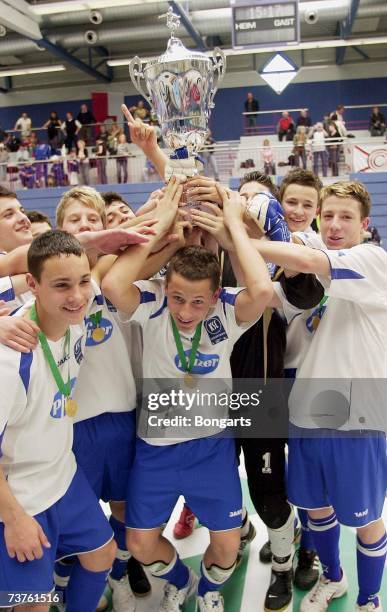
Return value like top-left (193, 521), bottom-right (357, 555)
top-left (231, 0), bottom-right (299, 48)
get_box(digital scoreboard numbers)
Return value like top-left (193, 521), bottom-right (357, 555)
top-left (231, 0), bottom-right (299, 48)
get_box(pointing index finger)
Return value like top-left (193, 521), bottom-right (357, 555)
top-left (121, 104), bottom-right (135, 125)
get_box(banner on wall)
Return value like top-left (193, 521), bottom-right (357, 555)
top-left (352, 143), bottom-right (387, 173)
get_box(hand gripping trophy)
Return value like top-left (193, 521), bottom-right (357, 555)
top-left (129, 7), bottom-right (226, 194)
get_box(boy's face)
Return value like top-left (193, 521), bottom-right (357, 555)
top-left (281, 184), bottom-right (319, 233)
top-left (165, 272), bottom-right (219, 333)
top-left (320, 196), bottom-right (368, 249)
top-left (60, 200), bottom-right (104, 234)
top-left (27, 253), bottom-right (92, 327)
top-left (0, 197), bottom-right (32, 252)
top-left (106, 200), bottom-right (135, 229)
top-left (239, 180), bottom-right (270, 204)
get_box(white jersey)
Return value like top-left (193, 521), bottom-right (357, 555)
top-left (129, 279), bottom-right (255, 445)
top-left (0, 252), bottom-right (32, 312)
top-left (0, 301), bottom-right (85, 519)
top-left (283, 230), bottom-right (326, 371)
top-left (285, 243), bottom-right (387, 430)
top-left (73, 280), bottom-right (137, 423)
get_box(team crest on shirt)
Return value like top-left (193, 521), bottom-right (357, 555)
top-left (306, 304), bottom-right (327, 333)
top-left (85, 316), bottom-right (113, 346)
top-left (204, 316), bottom-right (228, 345)
top-left (174, 350), bottom-right (220, 374)
top-left (74, 336), bottom-right (84, 364)
top-left (51, 378), bottom-right (77, 419)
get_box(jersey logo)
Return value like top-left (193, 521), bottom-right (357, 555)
top-left (354, 509), bottom-right (369, 518)
top-left (204, 316), bottom-right (228, 345)
top-left (174, 350), bottom-right (220, 374)
top-left (229, 509), bottom-right (243, 518)
top-left (85, 316), bottom-right (113, 346)
top-left (74, 337), bottom-right (84, 365)
top-left (51, 378), bottom-right (77, 419)
top-left (306, 304), bottom-right (327, 333)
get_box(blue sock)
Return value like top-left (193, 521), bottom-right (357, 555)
top-left (298, 508), bottom-right (315, 550)
top-left (109, 515), bottom-right (129, 581)
top-left (308, 512), bottom-right (341, 581)
top-left (147, 552), bottom-right (189, 589)
top-left (66, 560), bottom-right (109, 612)
top-left (198, 561), bottom-right (236, 596)
top-left (54, 557), bottom-right (75, 604)
top-left (357, 532), bottom-right (387, 607)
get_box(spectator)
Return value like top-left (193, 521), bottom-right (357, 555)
top-left (94, 138), bottom-right (107, 184)
top-left (14, 112), bottom-right (32, 140)
top-left (15, 143), bottom-right (30, 164)
top-left (19, 162), bottom-right (35, 189)
top-left (330, 104), bottom-right (354, 138)
top-left (369, 106), bottom-right (385, 136)
top-left (76, 139), bottom-right (89, 185)
top-left (277, 111), bottom-right (295, 141)
top-left (97, 124), bottom-right (109, 147)
top-left (43, 111), bottom-right (61, 153)
top-left (67, 148), bottom-right (80, 185)
top-left (26, 210), bottom-right (52, 237)
top-left (244, 92), bottom-right (259, 128)
top-left (107, 123), bottom-right (123, 154)
top-left (0, 143), bottom-right (9, 182)
top-left (77, 103), bottom-right (96, 144)
top-left (115, 133), bottom-right (131, 183)
top-left (202, 131), bottom-right (219, 180)
top-left (50, 155), bottom-right (66, 187)
top-left (61, 111), bottom-right (81, 152)
top-left (309, 122), bottom-right (328, 177)
top-left (325, 120), bottom-right (342, 176)
top-left (261, 138), bottom-right (275, 175)
top-left (296, 109), bottom-right (311, 132)
top-left (293, 126), bottom-right (308, 169)
top-left (129, 100), bottom-right (149, 122)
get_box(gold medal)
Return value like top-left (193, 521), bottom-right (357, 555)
top-left (184, 372), bottom-right (196, 388)
top-left (65, 398), bottom-right (78, 417)
top-left (92, 327), bottom-right (105, 342)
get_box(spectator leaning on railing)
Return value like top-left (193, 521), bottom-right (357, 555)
top-left (244, 92), bottom-right (259, 127)
top-left (308, 122), bottom-right (328, 177)
top-left (14, 112), bottom-right (32, 140)
top-left (277, 111), bottom-right (295, 142)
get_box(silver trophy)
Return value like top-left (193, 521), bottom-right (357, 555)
top-left (129, 7), bottom-right (226, 184)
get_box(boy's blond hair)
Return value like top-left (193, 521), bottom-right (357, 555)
top-left (320, 181), bottom-right (371, 219)
top-left (56, 186), bottom-right (107, 228)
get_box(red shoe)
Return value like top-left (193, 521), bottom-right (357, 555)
top-left (173, 506), bottom-right (196, 539)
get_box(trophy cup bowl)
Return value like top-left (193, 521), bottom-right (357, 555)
top-left (129, 8), bottom-right (226, 192)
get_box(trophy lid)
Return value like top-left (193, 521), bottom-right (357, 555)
top-left (143, 7), bottom-right (211, 73)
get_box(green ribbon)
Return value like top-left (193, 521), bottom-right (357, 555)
top-left (170, 316), bottom-right (202, 374)
top-left (89, 310), bottom-right (102, 328)
top-left (30, 302), bottom-right (71, 398)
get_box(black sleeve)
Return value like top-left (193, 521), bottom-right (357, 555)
top-left (279, 271), bottom-right (324, 309)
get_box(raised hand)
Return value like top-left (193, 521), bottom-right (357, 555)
top-left (154, 177), bottom-right (183, 233)
top-left (76, 227), bottom-right (155, 255)
top-left (215, 186), bottom-right (245, 227)
top-left (190, 202), bottom-right (234, 251)
top-left (121, 104), bottom-right (157, 154)
top-left (185, 176), bottom-right (223, 205)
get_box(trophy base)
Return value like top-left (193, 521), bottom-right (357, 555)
top-left (164, 155), bottom-right (203, 183)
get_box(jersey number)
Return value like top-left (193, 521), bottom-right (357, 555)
top-left (262, 452), bottom-right (272, 474)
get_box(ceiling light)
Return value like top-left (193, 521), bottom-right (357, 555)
top-left (0, 64), bottom-right (66, 77)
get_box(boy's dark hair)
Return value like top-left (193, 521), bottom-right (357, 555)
top-left (28, 229), bottom-right (84, 281)
top-left (166, 246), bottom-right (221, 292)
top-left (26, 210), bottom-right (52, 226)
top-left (0, 186), bottom-right (17, 200)
top-left (279, 169), bottom-right (322, 204)
top-left (101, 192), bottom-right (135, 214)
top-left (238, 171), bottom-right (280, 199)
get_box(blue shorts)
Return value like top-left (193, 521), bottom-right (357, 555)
top-left (73, 411), bottom-right (136, 502)
top-left (126, 436), bottom-right (242, 532)
top-left (288, 427), bottom-right (387, 527)
top-left (0, 467), bottom-right (113, 592)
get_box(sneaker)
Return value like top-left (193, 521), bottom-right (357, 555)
top-left (160, 568), bottom-right (198, 611)
top-left (236, 519), bottom-right (256, 566)
top-left (173, 506), bottom-right (196, 539)
top-left (355, 600), bottom-right (383, 611)
top-left (294, 548), bottom-right (320, 590)
top-left (300, 571), bottom-right (348, 611)
top-left (127, 556), bottom-right (151, 597)
top-left (259, 540), bottom-right (272, 564)
top-left (108, 574), bottom-right (136, 612)
top-left (196, 591), bottom-right (224, 611)
top-left (264, 568), bottom-right (293, 611)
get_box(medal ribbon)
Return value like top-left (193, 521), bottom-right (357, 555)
top-left (170, 316), bottom-right (202, 374)
top-left (89, 309), bottom-right (102, 328)
top-left (30, 303), bottom-right (71, 398)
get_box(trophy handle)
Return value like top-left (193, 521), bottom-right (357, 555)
top-left (208, 47), bottom-right (227, 109)
top-left (128, 56), bottom-right (153, 107)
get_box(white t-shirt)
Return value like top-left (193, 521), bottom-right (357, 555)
top-left (128, 279), bottom-right (255, 445)
top-left (73, 280), bottom-right (137, 423)
top-left (283, 243), bottom-right (387, 430)
top-left (0, 252), bottom-right (32, 312)
top-left (0, 301), bottom-right (85, 519)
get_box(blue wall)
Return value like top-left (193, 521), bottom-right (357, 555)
top-left (0, 75), bottom-right (385, 141)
